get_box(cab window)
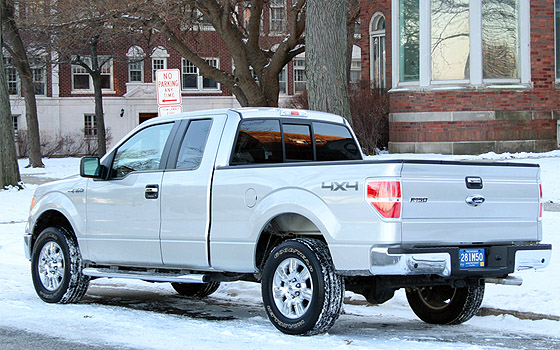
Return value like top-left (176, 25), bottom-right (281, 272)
top-left (111, 123), bottom-right (174, 179)
top-left (231, 119), bottom-right (283, 164)
top-left (175, 119), bottom-right (213, 170)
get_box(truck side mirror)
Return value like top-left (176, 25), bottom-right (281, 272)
top-left (80, 157), bottom-right (101, 178)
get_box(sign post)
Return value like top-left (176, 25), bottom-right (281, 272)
top-left (156, 69), bottom-right (182, 116)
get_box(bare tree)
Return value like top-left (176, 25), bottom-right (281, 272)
top-left (306, 0), bottom-right (351, 122)
top-left (0, 0), bottom-right (20, 188)
top-left (56, 0), bottom-right (307, 108)
top-left (1, 0), bottom-right (44, 167)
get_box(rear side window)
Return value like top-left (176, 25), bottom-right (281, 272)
top-left (284, 124), bottom-right (313, 161)
top-left (232, 120), bottom-right (283, 164)
top-left (176, 119), bottom-right (212, 170)
top-left (313, 122), bottom-right (361, 161)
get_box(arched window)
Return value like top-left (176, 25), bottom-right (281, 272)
top-left (151, 46), bottom-right (169, 82)
top-left (126, 46), bottom-right (145, 83)
top-left (369, 13), bottom-right (386, 89)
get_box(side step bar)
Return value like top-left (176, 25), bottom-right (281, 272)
top-left (83, 267), bottom-right (208, 284)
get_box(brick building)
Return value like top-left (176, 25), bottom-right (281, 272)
top-left (360, 0), bottom-right (560, 154)
top-left (5, 1), bottom-right (362, 154)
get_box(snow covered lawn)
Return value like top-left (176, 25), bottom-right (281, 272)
top-left (1, 153), bottom-right (558, 349)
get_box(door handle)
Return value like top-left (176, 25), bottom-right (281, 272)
top-left (145, 184), bottom-right (159, 199)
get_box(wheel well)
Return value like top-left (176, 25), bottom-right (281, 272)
top-left (255, 213), bottom-right (326, 272)
top-left (32, 210), bottom-right (74, 249)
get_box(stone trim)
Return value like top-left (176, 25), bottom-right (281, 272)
top-left (389, 140), bottom-right (558, 155)
top-left (390, 111), bottom-right (560, 123)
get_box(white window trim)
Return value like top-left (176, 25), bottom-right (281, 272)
top-left (128, 60), bottom-right (144, 83)
top-left (152, 57), bottom-right (167, 81)
top-left (3, 52), bottom-right (20, 96)
top-left (269, 0), bottom-right (286, 35)
top-left (279, 66), bottom-right (288, 94)
top-left (391, 0), bottom-right (531, 90)
top-left (71, 56), bottom-right (115, 93)
top-left (181, 57), bottom-right (221, 92)
top-left (369, 12), bottom-right (386, 88)
top-left (293, 57), bottom-right (306, 93)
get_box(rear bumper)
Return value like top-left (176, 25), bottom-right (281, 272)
top-left (370, 244), bottom-right (551, 277)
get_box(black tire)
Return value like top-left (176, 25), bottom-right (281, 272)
top-left (171, 282), bottom-right (220, 298)
top-left (261, 238), bottom-right (344, 336)
top-left (406, 283), bottom-right (485, 325)
top-left (31, 226), bottom-right (90, 304)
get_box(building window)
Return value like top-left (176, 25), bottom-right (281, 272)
top-left (32, 67), bottom-right (46, 95)
top-left (127, 46), bottom-right (145, 83)
top-left (152, 58), bottom-right (166, 81)
top-left (4, 55), bottom-right (19, 95)
top-left (72, 57), bottom-right (113, 91)
top-left (151, 46), bottom-right (169, 82)
top-left (557, 0), bottom-right (560, 80)
top-left (431, 0), bottom-right (469, 81)
top-left (393, 0), bottom-right (529, 87)
top-left (351, 59), bottom-right (361, 82)
top-left (370, 14), bottom-right (386, 88)
top-left (293, 58), bottom-right (306, 93)
top-left (129, 61), bottom-right (143, 82)
top-left (12, 115), bottom-right (18, 140)
top-left (279, 66), bottom-right (287, 94)
top-left (269, 0), bottom-right (286, 33)
top-left (84, 114), bottom-right (97, 138)
top-left (182, 58), bottom-right (220, 91)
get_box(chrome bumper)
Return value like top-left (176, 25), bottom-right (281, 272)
top-left (370, 244), bottom-right (552, 277)
top-left (370, 248), bottom-right (452, 277)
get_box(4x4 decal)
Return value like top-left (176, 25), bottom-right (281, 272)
top-left (321, 182), bottom-right (359, 191)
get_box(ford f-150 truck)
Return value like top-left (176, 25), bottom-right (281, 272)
top-left (25, 108), bottom-right (551, 335)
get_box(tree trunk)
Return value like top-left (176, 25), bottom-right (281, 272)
top-left (2, 0), bottom-right (43, 167)
top-left (92, 73), bottom-right (106, 156)
top-left (88, 37), bottom-right (106, 156)
top-left (0, 1), bottom-right (21, 188)
top-left (306, 0), bottom-right (352, 124)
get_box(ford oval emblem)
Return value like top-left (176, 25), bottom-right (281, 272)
top-left (466, 195), bottom-right (485, 207)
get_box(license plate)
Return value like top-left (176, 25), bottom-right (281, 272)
top-left (459, 248), bottom-right (486, 269)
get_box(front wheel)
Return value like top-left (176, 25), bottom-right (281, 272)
top-left (406, 283), bottom-right (485, 325)
top-left (261, 238), bottom-right (344, 335)
top-left (31, 226), bottom-right (90, 303)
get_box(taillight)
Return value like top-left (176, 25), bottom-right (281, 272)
top-left (367, 181), bottom-right (402, 219)
top-left (539, 183), bottom-right (543, 218)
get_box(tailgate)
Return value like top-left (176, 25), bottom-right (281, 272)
top-left (400, 161), bottom-right (541, 245)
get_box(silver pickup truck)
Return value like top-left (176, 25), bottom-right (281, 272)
top-left (24, 108), bottom-right (551, 335)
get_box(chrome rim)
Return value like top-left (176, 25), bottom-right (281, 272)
top-left (416, 286), bottom-right (456, 311)
top-left (37, 241), bottom-right (65, 291)
top-left (272, 257), bottom-right (313, 319)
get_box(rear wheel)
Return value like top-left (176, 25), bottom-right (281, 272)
top-left (171, 282), bottom-right (220, 298)
top-left (31, 226), bottom-right (90, 303)
top-left (261, 238), bottom-right (344, 335)
top-left (406, 283), bottom-right (484, 325)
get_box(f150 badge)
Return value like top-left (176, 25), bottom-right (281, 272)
top-left (321, 182), bottom-right (359, 191)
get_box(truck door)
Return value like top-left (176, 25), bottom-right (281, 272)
top-left (159, 115), bottom-right (227, 268)
top-left (86, 122), bottom-right (176, 265)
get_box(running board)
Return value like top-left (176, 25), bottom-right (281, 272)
top-left (82, 267), bottom-right (208, 284)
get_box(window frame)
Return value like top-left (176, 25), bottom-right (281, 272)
top-left (71, 56), bottom-right (115, 93)
top-left (269, 0), bottom-right (286, 34)
top-left (84, 114), bottom-right (97, 138)
top-left (4, 55), bottom-right (20, 96)
top-left (556, 0), bottom-right (560, 83)
top-left (108, 122), bottom-right (177, 180)
top-left (293, 58), bottom-right (306, 93)
top-left (391, 0), bottom-right (531, 90)
top-left (181, 57), bottom-right (221, 92)
top-left (370, 13), bottom-right (387, 88)
top-left (12, 115), bottom-right (19, 140)
top-left (229, 118), bottom-right (362, 166)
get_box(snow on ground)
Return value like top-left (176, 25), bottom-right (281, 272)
top-left (1, 153), bottom-right (559, 349)
top-left (18, 157), bottom-right (80, 179)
